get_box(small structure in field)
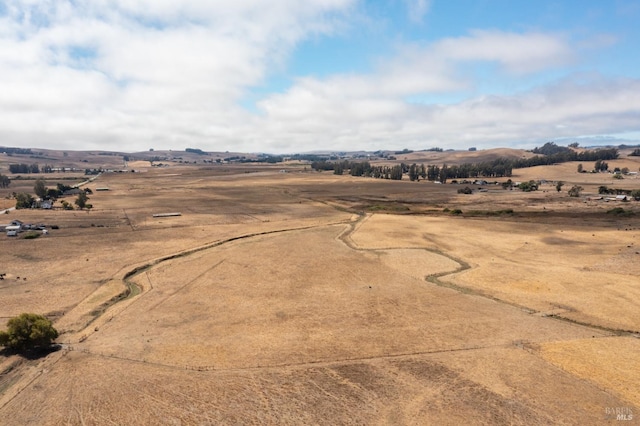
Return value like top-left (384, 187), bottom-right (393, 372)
top-left (5, 222), bottom-right (21, 236)
top-left (152, 212), bottom-right (182, 218)
top-left (96, 187), bottom-right (110, 191)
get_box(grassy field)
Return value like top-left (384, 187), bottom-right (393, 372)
top-left (1, 149), bottom-right (639, 424)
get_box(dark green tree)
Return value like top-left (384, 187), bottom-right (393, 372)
top-left (568, 185), bottom-right (583, 197)
top-left (34, 178), bottom-right (47, 199)
top-left (75, 191), bottom-right (89, 209)
top-left (594, 160), bottom-right (608, 172)
top-left (439, 164), bottom-right (448, 183)
top-left (15, 193), bottom-right (34, 209)
top-left (577, 163), bottom-right (583, 173)
top-left (408, 164), bottom-right (419, 181)
top-left (46, 188), bottom-right (60, 199)
top-left (0, 173), bottom-right (10, 188)
top-left (555, 181), bottom-right (564, 192)
top-left (0, 313), bottom-right (58, 352)
top-left (518, 180), bottom-right (538, 192)
top-left (501, 179), bottom-right (513, 190)
top-left (389, 165), bottom-right (403, 180)
top-left (598, 186), bottom-right (611, 195)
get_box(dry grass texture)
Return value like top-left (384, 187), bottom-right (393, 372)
top-left (350, 214), bottom-right (640, 332)
top-left (1, 160), bottom-right (640, 424)
top-left (541, 337), bottom-right (640, 407)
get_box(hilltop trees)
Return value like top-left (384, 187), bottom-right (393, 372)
top-left (0, 313), bottom-right (58, 353)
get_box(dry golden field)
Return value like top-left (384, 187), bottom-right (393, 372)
top-left (1, 149), bottom-right (639, 425)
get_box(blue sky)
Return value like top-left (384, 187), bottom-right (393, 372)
top-left (1, 0), bottom-right (639, 153)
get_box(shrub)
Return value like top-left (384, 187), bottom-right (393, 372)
top-left (599, 186), bottom-right (611, 195)
top-left (568, 185), bottom-right (583, 197)
top-left (518, 181), bottom-right (538, 192)
top-left (457, 186), bottom-right (473, 194)
top-left (607, 207), bottom-right (635, 216)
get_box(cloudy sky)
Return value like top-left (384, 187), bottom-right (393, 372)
top-left (1, 0), bottom-right (640, 153)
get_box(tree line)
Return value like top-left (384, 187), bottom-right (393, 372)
top-left (0, 147), bottom-right (33, 155)
top-left (8, 163), bottom-right (58, 174)
top-left (313, 160), bottom-right (405, 180)
top-left (311, 143), bottom-right (619, 181)
top-left (520, 143), bottom-right (618, 167)
top-left (311, 159), bottom-right (513, 181)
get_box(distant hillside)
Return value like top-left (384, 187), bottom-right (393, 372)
top-left (385, 148), bottom-right (536, 166)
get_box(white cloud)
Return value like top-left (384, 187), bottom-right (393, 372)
top-left (0, 2), bottom-right (638, 153)
top-left (433, 30), bottom-right (574, 74)
top-left (404, 0), bottom-right (431, 23)
top-left (254, 30), bottom-right (581, 148)
top-left (254, 55), bottom-right (640, 152)
top-left (0, 0), bottom-right (357, 151)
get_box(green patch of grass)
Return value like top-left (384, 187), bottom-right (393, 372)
top-left (606, 207), bottom-right (635, 216)
top-left (467, 209), bottom-right (515, 216)
top-left (365, 203), bottom-right (410, 212)
top-left (22, 231), bottom-right (41, 239)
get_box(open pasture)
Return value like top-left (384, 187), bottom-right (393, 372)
top-left (1, 158), bottom-right (639, 424)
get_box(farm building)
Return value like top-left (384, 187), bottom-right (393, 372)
top-left (40, 200), bottom-right (53, 209)
top-left (5, 225), bottom-right (21, 235)
top-left (152, 212), bottom-right (182, 218)
top-left (10, 220), bottom-right (24, 228)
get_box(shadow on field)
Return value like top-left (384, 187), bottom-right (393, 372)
top-left (0, 344), bottom-right (62, 360)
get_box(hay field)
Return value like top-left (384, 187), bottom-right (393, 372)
top-left (349, 214), bottom-right (640, 331)
top-left (540, 337), bottom-right (640, 407)
top-left (1, 161), bottom-right (639, 424)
